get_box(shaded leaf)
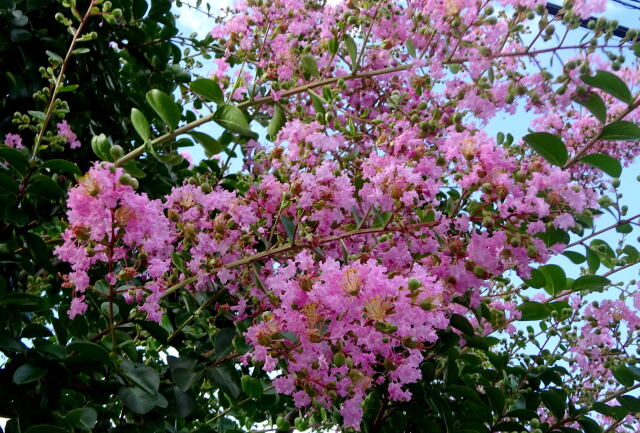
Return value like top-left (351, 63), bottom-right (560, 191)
top-left (40, 159), bottom-right (81, 175)
top-left (119, 386), bottom-right (158, 414)
top-left (541, 390), bottom-right (566, 420)
top-left (65, 407), bottom-right (97, 432)
top-left (13, 363), bottom-right (47, 384)
top-left (121, 360), bottom-right (160, 395)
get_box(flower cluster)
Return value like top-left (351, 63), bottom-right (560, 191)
top-left (57, 120), bottom-right (81, 149)
top-left (55, 163), bottom-right (173, 319)
top-left (55, 0), bottom-right (640, 429)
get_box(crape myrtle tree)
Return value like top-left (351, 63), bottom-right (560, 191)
top-left (3, 0), bottom-right (640, 432)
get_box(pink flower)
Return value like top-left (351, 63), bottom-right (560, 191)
top-left (3, 133), bottom-right (24, 149)
top-left (57, 120), bottom-right (81, 149)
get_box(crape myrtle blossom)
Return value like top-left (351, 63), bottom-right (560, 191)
top-left (56, 0), bottom-right (640, 429)
top-left (57, 120), bottom-right (82, 149)
top-left (4, 133), bottom-right (24, 149)
top-left (55, 163), bottom-right (174, 320)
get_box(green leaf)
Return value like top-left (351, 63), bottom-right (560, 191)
top-left (28, 110), bottom-right (46, 120)
top-left (586, 245), bottom-right (600, 273)
top-left (13, 363), bottom-right (47, 384)
top-left (0, 145), bottom-right (30, 174)
top-left (146, 89), bottom-right (180, 130)
top-left (618, 395), bottom-right (640, 412)
top-left (611, 365), bottom-right (635, 387)
top-left (301, 54), bottom-right (319, 77)
top-left (121, 360), bottom-right (160, 395)
top-left (27, 174), bottom-right (63, 198)
top-left (189, 131), bottom-right (222, 156)
top-left (616, 223), bottom-right (633, 234)
top-left (517, 301), bottom-right (550, 321)
top-left (241, 375), bottom-right (263, 398)
top-left (131, 108), bottom-right (150, 141)
top-left (25, 232), bottom-right (54, 273)
top-left (122, 161), bottom-right (146, 178)
top-left (523, 132), bottom-right (568, 166)
top-left (600, 121), bottom-right (640, 141)
top-left (40, 159), bottom-right (81, 175)
top-left (58, 84), bottom-right (79, 93)
top-left (579, 153), bottom-right (622, 177)
top-left (449, 314), bottom-right (474, 335)
top-left (538, 264), bottom-right (566, 295)
top-left (623, 245), bottom-right (639, 262)
top-left (328, 37), bottom-right (339, 55)
top-left (309, 91), bottom-right (326, 114)
top-left (119, 386), bottom-right (158, 414)
top-left (66, 341), bottom-right (110, 364)
top-left (65, 407), bottom-right (97, 432)
top-left (0, 335), bottom-right (28, 353)
top-left (578, 417), bottom-right (604, 433)
top-left (574, 91), bottom-right (607, 123)
top-left (344, 35), bottom-right (357, 73)
top-left (137, 320), bottom-right (168, 344)
top-left (207, 364), bottom-right (242, 399)
top-left (215, 328), bottom-right (236, 359)
top-left (541, 390), bottom-right (566, 420)
top-left (267, 105), bottom-right (285, 140)
top-left (592, 402), bottom-right (627, 420)
top-left (0, 293), bottom-right (47, 311)
top-left (25, 425), bottom-right (68, 433)
top-left (562, 251), bottom-right (586, 264)
top-left (190, 78), bottom-right (224, 104)
top-left (280, 216), bottom-right (296, 243)
top-left (172, 368), bottom-right (199, 392)
top-left (581, 70), bottom-right (632, 104)
top-left (406, 39), bottom-right (416, 58)
top-left (493, 422), bottom-right (524, 432)
top-left (571, 275), bottom-right (610, 292)
top-left (0, 173), bottom-right (18, 195)
top-left (485, 387), bottom-right (505, 415)
top-left (166, 386), bottom-right (195, 417)
top-left (591, 239), bottom-right (616, 268)
top-left (213, 104), bottom-right (256, 138)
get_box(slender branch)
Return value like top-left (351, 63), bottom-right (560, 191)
top-left (564, 97), bottom-right (640, 168)
top-left (565, 213), bottom-right (640, 249)
top-left (115, 64), bottom-right (412, 166)
top-left (32, 0), bottom-right (97, 159)
top-left (115, 39), bottom-right (633, 167)
top-left (602, 260), bottom-right (640, 278)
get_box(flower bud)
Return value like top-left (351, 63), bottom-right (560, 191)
top-left (119, 173), bottom-right (139, 189)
